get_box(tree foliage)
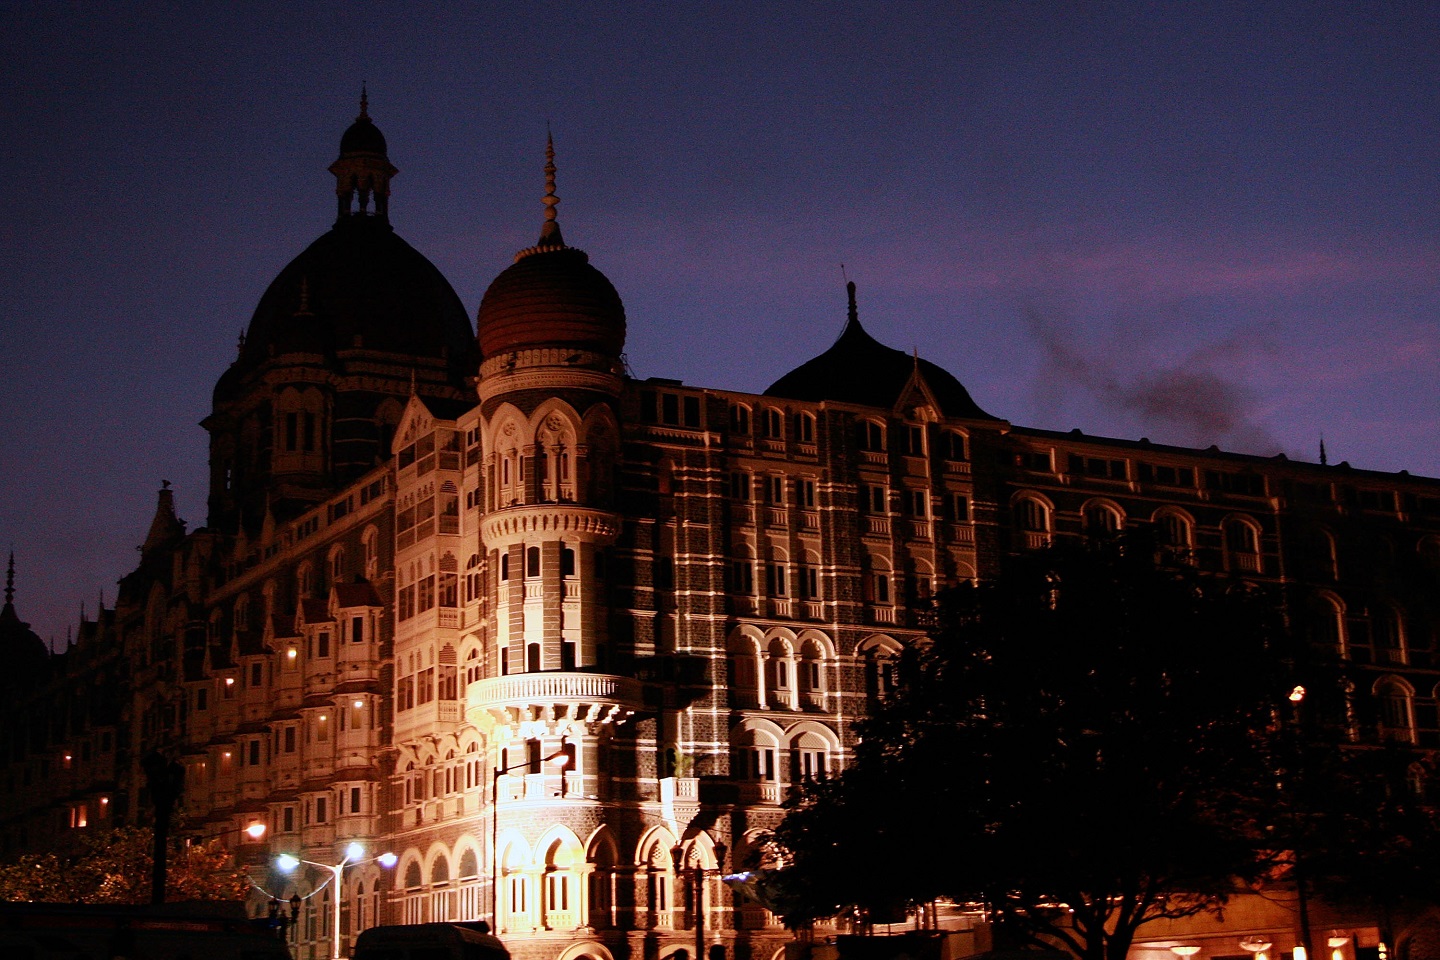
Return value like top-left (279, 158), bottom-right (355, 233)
top-left (0, 827), bottom-right (251, 904)
top-left (763, 536), bottom-right (1295, 960)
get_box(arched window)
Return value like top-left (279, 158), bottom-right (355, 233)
top-left (1310, 595), bottom-right (1346, 655)
top-left (328, 545), bottom-right (345, 584)
top-left (1375, 605), bottom-right (1406, 666)
top-left (941, 430), bottom-right (968, 461)
top-left (858, 420), bottom-right (885, 452)
top-left (859, 636), bottom-right (902, 707)
top-left (796, 550), bottom-right (821, 601)
top-left (765, 638), bottom-right (795, 708)
top-left (791, 729), bottom-right (833, 781)
top-left (1376, 678), bottom-right (1415, 744)
top-left (362, 526), bottom-right (380, 580)
top-left (729, 403), bottom-right (751, 436)
top-left (1224, 517), bottom-right (1262, 573)
top-left (762, 407), bottom-right (784, 439)
top-left (526, 546), bottom-right (541, 579)
top-left (797, 639), bottom-right (826, 708)
top-left (793, 412), bottom-right (816, 443)
top-left (1083, 502), bottom-right (1122, 538)
top-left (1013, 497), bottom-right (1051, 549)
top-left (1155, 511), bottom-right (1192, 553)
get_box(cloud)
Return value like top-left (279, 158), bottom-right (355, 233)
top-left (1022, 305), bottom-right (1284, 455)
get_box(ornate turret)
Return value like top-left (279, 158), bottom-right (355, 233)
top-left (474, 136), bottom-right (626, 369)
top-left (142, 481), bottom-right (185, 556)
top-left (0, 554), bottom-right (50, 681)
top-left (327, 88), bottom-right (398, 223)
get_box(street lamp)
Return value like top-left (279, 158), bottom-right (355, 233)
top-left (187, 821), bottom-right (267, 847)
top-left (491, 737), bottom-right (573, 929)
top-left (672, 838), bottom-right (728, 960)
top-left (276, 842), bottom-right (397, 960)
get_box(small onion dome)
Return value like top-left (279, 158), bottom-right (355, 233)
top-left (475, 134), bottom-right (625, 361)
top-left (339, 111), bottom-right (387, 156)
top-left (765, 281), bottom-right (998, 420)
top-left (475, 244), bottom-right (625, 360)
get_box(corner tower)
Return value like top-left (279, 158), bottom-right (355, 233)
top-left (468, 138), bottom-right (639, 935)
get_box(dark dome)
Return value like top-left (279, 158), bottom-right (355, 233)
top-left (765, 286), bottom-right (997, 420)
top-left (476, 244), bottom-right (625, 360)
top-left (340, 114), bottom-right (387, 155)
top-left (218, 217), bottom-right (473, 399)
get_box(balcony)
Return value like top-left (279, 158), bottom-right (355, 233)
top-left (863, 516), bottom-right (891, 537)
top-left (469, 672), bottom-right (643, 727)
top-left (736, 781), bottom-right (783, 805)
top-left (868, 605), bottom-right (897, 624)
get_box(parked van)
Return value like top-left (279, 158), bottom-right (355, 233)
top-left (352, 922), bottom-right (510, 960)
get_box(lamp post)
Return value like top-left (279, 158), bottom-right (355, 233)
top-left (491, 737), bottom-right (573, 930)
top-left (277, 842), bottom-right (397, 960)
top-left (673, 839), bottom-right (728, 960)
top-left (1287, 685), bottom-right (1315, 960)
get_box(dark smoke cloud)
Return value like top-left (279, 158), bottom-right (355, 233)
top-left (1023, 306), bottom-right (1284, 455)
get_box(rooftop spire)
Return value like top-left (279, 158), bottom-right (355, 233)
top-left (537, 131), bottom-right (565, 249)
top-left (359, 82), bottom-right (369, 119)
top-left (4, 551), bottom-right (13, 608)
top-left (846, 280), bottom-right (859, 328)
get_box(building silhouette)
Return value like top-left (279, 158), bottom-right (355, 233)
top-left (3, 103), bottom-right (1440, 960)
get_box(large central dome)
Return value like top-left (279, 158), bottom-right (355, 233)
top-left (474, 137), bottom-right (625, 362)
top-left (216, 98), bottom-right (473, 400)
top-left (235, 218), bottom-right (472, 372)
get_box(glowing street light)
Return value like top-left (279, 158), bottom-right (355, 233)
top-left (276, 842), bottom-right (397, 960)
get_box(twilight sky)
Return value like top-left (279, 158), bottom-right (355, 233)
top-left (2, 2), bottom-right (1438, 645)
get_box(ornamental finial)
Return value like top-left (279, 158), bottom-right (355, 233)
top-left (537, 129), bottom-right (565, 248)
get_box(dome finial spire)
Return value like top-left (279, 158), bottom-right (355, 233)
top-left (537, 129), bottom-right (565, 248)
top-left (4, 551), bottom-right (14, 608)
top-left (359, 82), bottom-right (369, 119)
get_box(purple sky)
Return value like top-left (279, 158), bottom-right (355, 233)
top-left (3, 2), bottom-right (1438, 645)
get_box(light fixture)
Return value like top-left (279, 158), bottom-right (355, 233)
top-left (287, 648), bottom-right (297, 659)
top-left (1289, 685), bottom-right (1306, 702)
top-left (354, 700), bottom-right (364, 708)
top-left (244, 822), bottom-right (266, 840)
top-left (1241, 937), bottom-right (1272, 960)
top-left (225, 677), bottom-right (235, 686)
top-left (1172, 948), bottom-right (1202, 958)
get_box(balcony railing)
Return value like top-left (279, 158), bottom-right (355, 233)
top-left (470, 672), bottom-right (643, 726)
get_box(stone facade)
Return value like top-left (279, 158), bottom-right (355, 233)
top-left (2, 107), bottom-right (1440, 960)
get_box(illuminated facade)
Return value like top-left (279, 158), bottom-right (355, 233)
top-left (3, 105), bottom-right (1440, 960)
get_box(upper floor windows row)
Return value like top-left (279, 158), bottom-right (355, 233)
top-left (856, 421), bottom-right (968, 460)
top-left (728, 403), bottom-right (818, 444)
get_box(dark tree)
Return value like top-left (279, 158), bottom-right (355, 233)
top-left (764, 535), bottom-right (1295, 960)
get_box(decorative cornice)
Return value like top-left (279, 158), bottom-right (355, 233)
top-left (481, 505), bottom-right (621, 546)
